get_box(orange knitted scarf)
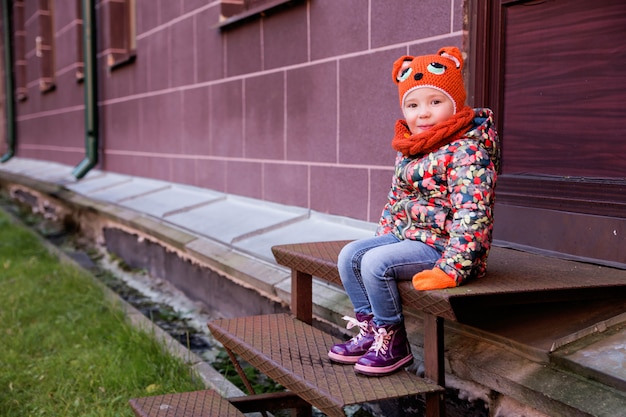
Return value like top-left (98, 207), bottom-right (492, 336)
top-left (391, 106), bottom-right (475, 157)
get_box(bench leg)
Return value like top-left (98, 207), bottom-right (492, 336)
top-left (229, 391), bottom-right (311, 413)
top-left (291, 270), bottom-right (313, 324)
top-left (423, 313), bottom-right (446, 417)
top-left (290, 405), bottom-right (313, 417)
top-left (290, 271), bottom-right (315, 417)
top-left (225, 347), bottom-right (313, 417)
top-left (224, 348), bottom-right (271, 417)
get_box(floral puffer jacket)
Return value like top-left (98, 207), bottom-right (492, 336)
top-left (376, 108), bottom-right (500, 285)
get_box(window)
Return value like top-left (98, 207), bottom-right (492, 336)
top-left (13, 0), bottom-right (27, 100)
top-left (106, 0), bottom-right (136, 69)
top-left (75, 0), bottom-right (83, 81)
top-left (36, 0), bottom-right (55, 93)
top-left (219, 0), bottom-right (302, 28)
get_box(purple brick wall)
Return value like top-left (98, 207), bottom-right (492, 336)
top-left (8, 0), bottom-right (465, 223)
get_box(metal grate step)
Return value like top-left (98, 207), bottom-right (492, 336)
top-left (129, 389), bottom-right (246, 417)
top-left (208, 313), bottom-right (443, 417)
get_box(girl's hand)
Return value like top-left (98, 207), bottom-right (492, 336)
top-left (412, 268), bottom-right (456, 290)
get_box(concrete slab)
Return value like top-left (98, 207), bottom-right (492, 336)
top-left (234, 212), bottom-right (375, 262)
top-left (555, 322), bottom-right (626, 391)
top-left (2, 159), bottom-right (72, 182)
top-left (120, 185), bottom-right (225, 218)
top-left (56, 169), bottom-right (106, 187)
top-left (128, 215), bottom-right (200, 250)
top-left (27, 165), bottom-right (72, 182)
top-left (0, 158), bottom-right (58, 174)
top-left (570, 329), bottom-right (626, 380)
top-left (0, 158), bottom-right (24, 173)
top-left (85, 178), bottom-right (170, 203)
top-left (166, 196), bottom-right (309, 245)
top-left (185, 237), bottom-right (290, 296)
top-left (65, 171), bottom-right (132, 194)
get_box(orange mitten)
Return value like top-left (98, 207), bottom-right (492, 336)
top-left (412, 268), bottom-right (456, 290)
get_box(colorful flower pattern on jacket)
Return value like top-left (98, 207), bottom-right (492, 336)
top-left (376, 108), bottom-right (500, 285)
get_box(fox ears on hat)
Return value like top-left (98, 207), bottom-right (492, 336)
top-left (392, 46), bottom-right (464, 84)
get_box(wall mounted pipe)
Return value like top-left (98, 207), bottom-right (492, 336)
top-left (72, 0), bottom-right (98, 179)
top-left (1, 0), bottom-right (15, 163)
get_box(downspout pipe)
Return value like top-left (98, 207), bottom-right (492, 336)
top-left (72, 0), bottom-right (98, 179)
top-left (1, 0), bottom-right (15, 163)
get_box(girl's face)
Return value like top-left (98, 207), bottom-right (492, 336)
top-left (402, 87), bottom-right (455, 135)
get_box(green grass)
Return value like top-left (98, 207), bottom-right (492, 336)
top-left (0, 208), bottom-right (205, 417)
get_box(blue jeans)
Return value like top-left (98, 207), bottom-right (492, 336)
top-left (338, 234), bottom-right (440, 326)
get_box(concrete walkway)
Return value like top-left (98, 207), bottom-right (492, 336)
top-left (1, 157), bottom-right (625, 417)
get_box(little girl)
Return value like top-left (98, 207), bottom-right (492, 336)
top-left (328, 47), bottom-right (500, 376)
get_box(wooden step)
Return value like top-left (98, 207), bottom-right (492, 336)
top-left (272, 241), bottom-right (626, 321)
top-left (129, 389), bottom-right (245, 417)
top-left (208, 313), bottom-right (443, 417)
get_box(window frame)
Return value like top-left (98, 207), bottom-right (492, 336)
top-left (75, 0), bottom-right (83, 81)
top-left (36, 0), bottom-right (56, 93)
top-left (13, 0), bottom-right (27, 100)
top-left (218, 0), bottom-right (302, 28)
top-left (105, 0), bottom-right (136, 70)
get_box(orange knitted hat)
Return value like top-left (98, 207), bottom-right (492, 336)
top-left (392, 46), bottom-right (466, 114)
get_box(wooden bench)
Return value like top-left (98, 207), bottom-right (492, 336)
top-left (206, 239), bottom-right (450, 417)
top-left (203, 240), bottom-right (626, 416)
top-left (264, 240), bottom-right (626, 415)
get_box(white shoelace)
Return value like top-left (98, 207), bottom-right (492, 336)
top-left (342, 315), bottom-right (370, 343)
top-left (370, 327), bottom-right (393, 356)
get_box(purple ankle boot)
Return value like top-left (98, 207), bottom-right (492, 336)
top-left (328, 313), bottom-right (375, 364)
top-left (354, 322), bottom-right (413, 376)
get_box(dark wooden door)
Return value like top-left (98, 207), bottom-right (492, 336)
top-left (501, 0), bottom-right (626, 178)
top-left (470, 0), bottom-right (626, 267)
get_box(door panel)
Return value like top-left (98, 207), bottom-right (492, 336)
top-left (501, 0), bottom-right (626, 178)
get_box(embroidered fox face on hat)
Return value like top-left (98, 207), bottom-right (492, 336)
top-left (392, 46), bottom-right (466, 114)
